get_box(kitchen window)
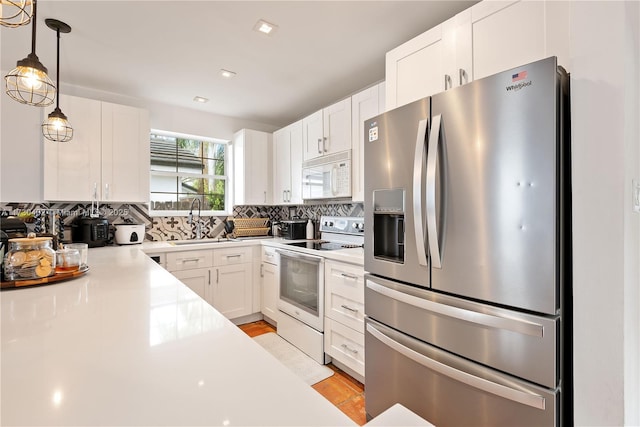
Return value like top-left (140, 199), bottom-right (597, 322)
top-left (149, 130), bottom-right (230, 216)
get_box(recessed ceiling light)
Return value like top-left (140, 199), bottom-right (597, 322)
top-left (193, 96), bottom-right (209, 103)
top-left (220, 69), bottom-right (236, 79)
top-left (253, 19), bottom-right (278, 36)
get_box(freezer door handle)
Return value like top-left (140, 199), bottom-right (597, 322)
top-left (366, 279), bottom-right (543, 338)
top-left (426, 114), bottom-right (442, 268)
top-left (412, 118), bottom-right (429, 267)
top-left (366, 322), bottom-right (546, 410)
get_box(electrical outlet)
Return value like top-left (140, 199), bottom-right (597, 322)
top-left (633, 179), bottom-right (640, 213)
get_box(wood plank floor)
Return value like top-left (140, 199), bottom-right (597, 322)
top-left (239, 320), bottom-right (366, 426)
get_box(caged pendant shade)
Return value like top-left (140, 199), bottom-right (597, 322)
top-left (0, 0), bottom-right (33, 28)
top-left (42, 18), bottom-right (72, 142)
top-left (4, 0), bottom-right (55, 106)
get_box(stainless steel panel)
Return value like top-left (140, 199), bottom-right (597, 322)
top-left (364, 98), bottom-right (430, 288)
top-left (365, 318), bottom-right (559, 426)
top-left (365, 274), bottom-right (559, 389)
top-left (430, 57), bottom-right (561, 314)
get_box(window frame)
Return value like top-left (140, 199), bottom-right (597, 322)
top-left (148, 129), bottom-right (232, 217)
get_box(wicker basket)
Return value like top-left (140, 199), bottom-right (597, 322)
top-left (233, 218), bottom-right (269, 229)
top-left (234, 227), bottom-right (270, 237)
top-left (232, 218), bottom-right (270, 237)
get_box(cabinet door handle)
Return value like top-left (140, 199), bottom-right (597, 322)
top-left (283, 190), bottom-right (286, 202)
top-left (444, 74), bottom-right (452, 90)
top-left (216, 269), bottom-right (219, 283)
top-left (341, 343), bottom-right (359, 355)
top-left (317, 138), bottom-right (322, 154)
top-left (208, 269), bottom-right (211, 285)
top-left (340, 304), bottom-right (358, 313)
top-left (340, 272), bottom-right (358, 280)
top-left (260, 264), bottom-right (264, 278)
top-left (459, 68), bottom-right (467, 86)
top-left (105, 183), bottom-right (110, 200)
top-left (93, 182), bottom-right (98, 200)
top-left (323, 136), bottom-right (328, 152)
top-left (287, 190), bottom-right (291, 202)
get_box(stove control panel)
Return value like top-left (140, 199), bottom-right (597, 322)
top-left (319, 216), bottom-right (364, 235)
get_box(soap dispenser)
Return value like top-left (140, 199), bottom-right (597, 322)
top-left (306, 219), bottom-right (314, 240)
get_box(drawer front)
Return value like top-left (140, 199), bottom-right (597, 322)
top-left (325, 260), bottom-right (364, 332)
top-left (325, 318), bottom-right (365, 377)
top-left (262, 246), bottom-right (279, 265)
top-left (326, 286), bottom-right (365, 333)
top-left (213, 246), bottom-right (252, 266)
top-left (166, 250), bottom-right (213, 272)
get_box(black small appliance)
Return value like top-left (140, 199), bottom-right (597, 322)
top-left (280, 219), bottom-right (307, 240)
top-left (71, 216), bottom-right (110, 247)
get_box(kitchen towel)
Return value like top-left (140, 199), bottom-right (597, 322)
top-left (253, 332), bottom-right (333, 385)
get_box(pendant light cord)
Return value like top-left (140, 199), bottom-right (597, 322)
top-left (55, 25), bottom-right (60, 110)
top-left (30, 0), bottom-right (37, 55)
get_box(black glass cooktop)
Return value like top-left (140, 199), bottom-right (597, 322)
top-left (285, 240), bottom-right (363, 251)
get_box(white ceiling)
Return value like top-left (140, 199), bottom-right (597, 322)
top-left (1, 1), bottom-right (477, 128)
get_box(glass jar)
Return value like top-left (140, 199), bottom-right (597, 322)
top-left (55, 248), bottom-right (80, 273)
top-left (3, 233), bottom-right (56, 280)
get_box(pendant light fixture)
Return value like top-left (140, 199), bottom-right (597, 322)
top-left (42, 18), bottom-right (72, 142)
top-left (4, 0), bottom-right (55, 106)
top-left (0, 0), bottom-right (33, 28)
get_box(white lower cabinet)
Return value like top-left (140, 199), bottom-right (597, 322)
top-left (213, 263), bottom-right (252, 320)
top-left (165, 247), bottom-right (254, 321)
top-left (324, 260), bottom-right (365, 380)
top-left (172, 268), bottom-right (211, 301)
top-left (260, 246), bottom-right (279, 324)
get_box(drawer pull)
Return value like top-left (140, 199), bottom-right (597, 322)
top-left (340, 304), bottom-right (358, 313)
top-left (341, 344), bottom-right (359, 354)
top-left (181, 258), bottom-right (201, 263)
top-left (340, 273), bottom-right (358, 280)
top-left (226, 254), bottom-right (242, 259)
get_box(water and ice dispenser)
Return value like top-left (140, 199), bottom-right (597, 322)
top-left (373, 189), bottom-right (405, 263)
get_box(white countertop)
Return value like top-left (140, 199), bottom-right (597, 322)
top-left (142, 237), bottom-right (365, 266)
top-left (0, 245), bottom-right (356, 426)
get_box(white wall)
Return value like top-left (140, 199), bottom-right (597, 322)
top-left (570, 1), bottom-right (640, 425)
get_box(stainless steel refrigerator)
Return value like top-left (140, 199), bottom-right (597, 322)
top-left (363, 56), bottom-right (572, 426)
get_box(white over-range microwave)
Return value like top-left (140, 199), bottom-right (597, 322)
top-left (302, 150), bottom-right (351, 200)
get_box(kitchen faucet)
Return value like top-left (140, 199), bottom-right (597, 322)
top-left (188, 198), bottom-right (202, 239)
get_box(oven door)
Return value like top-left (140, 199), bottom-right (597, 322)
top-left (276, 249), bottom-right (324, 332)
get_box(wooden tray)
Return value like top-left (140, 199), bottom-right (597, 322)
top-left (1, 266), bottom-right (89, 290)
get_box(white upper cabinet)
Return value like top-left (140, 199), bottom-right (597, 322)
top-left (233, 129), bottom-right (272, 205)
top-left (101, 102), bottom-right (150, 203)
top-left (386, 0), bottom-right (570, 110)
top-left (470, 0), bottom-right (570, 80)
top-left (302, 98), bottom-right (352, 162)
top-left (273, 120), bottom-right (303, 204)
top-left (351, 82), bottom-right (385, 202)
top-left (44, 95), bottom-right (150, 202)
top-left (386, 11), bottom-right (472, 110)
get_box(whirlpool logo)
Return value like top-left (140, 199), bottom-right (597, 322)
top-left (506, 70), bottom-right (532, 92)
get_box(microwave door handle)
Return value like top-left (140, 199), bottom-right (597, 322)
top-left (426, 114), bottom-right (442, 268)
top-left (331, 165), bottom-right (338, 195)
top-left (413, 119), bottom-right (429, 267)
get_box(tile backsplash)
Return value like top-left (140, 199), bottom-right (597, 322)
top-left (0, 202), bottom-right (363, 243)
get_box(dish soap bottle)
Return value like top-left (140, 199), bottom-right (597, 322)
top-left (306, 219), bottom-right (314, 240)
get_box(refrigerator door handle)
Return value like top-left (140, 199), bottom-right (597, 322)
top-left (412, 119), bottom-right (429, 267)
top-left (426, 114), bottom-right (442, 268)
top-left (366, 322), bottom-right (546, 411)
top-left (366, 279), bottom-right (544, 338)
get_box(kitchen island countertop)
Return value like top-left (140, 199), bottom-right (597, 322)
top-left (0, 245), bottom-right (356, 426)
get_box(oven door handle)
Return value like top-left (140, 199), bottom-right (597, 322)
top-left (275, 248), bottom-right (323, 264)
